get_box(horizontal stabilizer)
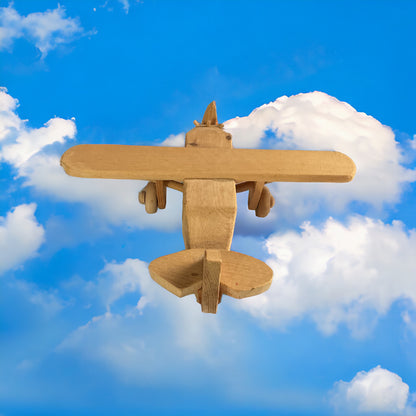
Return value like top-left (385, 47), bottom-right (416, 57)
top-left (149, 248), bottom-right (273, 303)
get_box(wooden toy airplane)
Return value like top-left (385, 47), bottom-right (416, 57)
top-left (61, 102), bottom-right (356, 314)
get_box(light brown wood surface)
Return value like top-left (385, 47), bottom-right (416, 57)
top-left (186, 126), bottom-right (232, 148)
top-left (182, 179), bottom-right (237, 250)
top-left (166, 180), bottom-right (183, 192)
top-left (201, 250), bottom-right (222, 313)
top-left (193, 101), bottom-right (224, 128)
top-left (201, 101), bottom-right (218, 126)
top-left (148, 249), bottom-right (273, 305)
top-left (149, 249), bottom-right (203, 298)
top-left (219, 250), bottom-right (273, 299)
top-left (60, 145), bottom-right (356, 183)
top-left (248, 181), bottom-right (265, 210)
top-left (139, 182), bottom-right (157, 214)
top-left (155, 180), bottom-right (166, 209)
top-left (256, 186), bottom-right (273, 217)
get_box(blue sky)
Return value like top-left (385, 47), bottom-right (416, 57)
top-left (0, 1), bottom-right (416, 415)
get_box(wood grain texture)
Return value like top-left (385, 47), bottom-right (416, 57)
top-left (155, 180), bottom-right (166, 209)
top-left (148, 249), bottom-right (204, 298)
top-left (219, 250), bottom-right (273, 299)
top-left (182, 179), bottom-right (237, 250)
top-left (60, 145), bottom-right (356, 183)
top-left (255, 186), bottom-right (272, 218)
top-left (185, 126), bottom-right (232, 148)
top-left (148, 249), bottom-right (273, 304)
top-left (201, 101), bottom-right (218, 126)
top-left (166, 180), bottom-right (183, 192)
top-left (142, 182), bottom-right (157, 214)
top-left (248, 181), bottom-right (264, 210)
top-left (201, 249), bottom-right (222, 313)
top-left (235, 181), bottom-right (253, 193)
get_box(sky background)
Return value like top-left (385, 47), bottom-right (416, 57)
top-left (1, 1), bottom-right (416, 415)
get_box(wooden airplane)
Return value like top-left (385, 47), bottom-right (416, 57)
top-left (61, 102), bottom-right (356, 314)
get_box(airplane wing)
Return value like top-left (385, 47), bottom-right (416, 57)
top-left (61, 144), bottom-right (356, 183)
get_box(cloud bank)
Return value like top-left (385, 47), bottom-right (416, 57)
top-left (238, 216), bottom-right (416, 336)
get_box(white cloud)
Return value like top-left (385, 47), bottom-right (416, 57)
top-left (20, 152), bottom-right (183, 230)
top-left (225, 92), bottom-right (416, 221)
top-left (118, 0), bottom-right (131, 14)
top-left (0, 87), bottom-right (182, 230)
top-left (0, 105), bottom-right (76, 167)
top-left (57, 258), bottom-right (233, 383)
top-left (0, 87), bottom-right (76, 165)
top-left (0, 86), bottom-right (20, 137)
top-left (410, 135), bottom-right (416, 150)
top-left (402, 308), bottom-right (416, 336)
top-left (330, 366), bottom-right (416, 415)
top-left (84, 258), bottom-right (223, 355)
top-left (0, 204), bottom-right (44, 275)
top-left (0, 5), bottom-right (22, 50)
top-left (87, 258), bottom-right (154, 311)
top-left (98, 0), bottom-right (141, 14)
top-left (238, 216), bottom-right (416, 336)
top-left (160, 132), bottom-right (185, 147)
top-left (11, 276), bottom-right (64, 316)
top-left (0, 4), bottom-right (86, 57)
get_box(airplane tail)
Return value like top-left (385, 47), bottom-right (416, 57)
top-left (149, 249), bottom-right (273, 313)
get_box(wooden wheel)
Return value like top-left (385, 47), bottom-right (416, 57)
top-left (255, 186), bottom-right (275, 218)
top-left (138, 182), bottom-right (158, 214)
